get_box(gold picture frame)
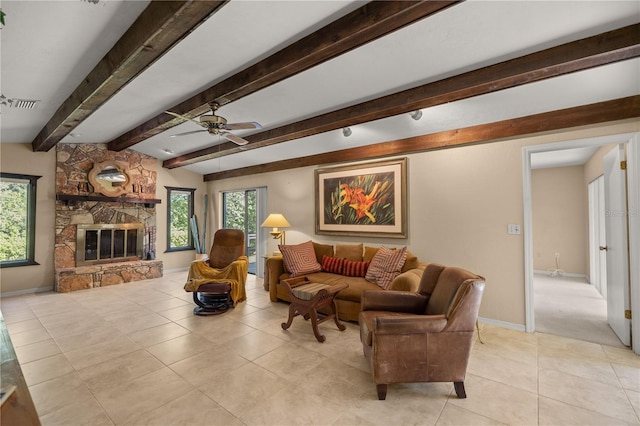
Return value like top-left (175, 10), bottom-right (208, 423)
top-left (315, 158), bottom-right (407, 238)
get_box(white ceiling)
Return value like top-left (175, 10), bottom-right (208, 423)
top-left (530, 146), bottom-right (601, 170)
top-left (1, 0), bottom-right (639, 175)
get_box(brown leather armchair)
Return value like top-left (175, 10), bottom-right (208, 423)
top-left (359, 263), bottom-right (485, 400)
top-left (184, 229), bottom-right (249, 315)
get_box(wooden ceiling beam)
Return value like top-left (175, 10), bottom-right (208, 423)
top-left (31, 1), bottom-right (228, 152)
top-left (168, 23), bottom-right (640, 169)
top-left (107, 0), bottom-right (461, 151)
top-left (203, 95), bottom-right (640, 181)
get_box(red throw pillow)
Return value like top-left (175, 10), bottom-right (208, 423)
top-left (343, 259), bottom-right (370, 277)
top-left (279, 240), bottom-right (322, 277)
top-left (322, 255), bottom-right (345, 274)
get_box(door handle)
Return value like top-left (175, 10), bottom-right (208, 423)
top-left (599, 246), bottom-right (608, 251)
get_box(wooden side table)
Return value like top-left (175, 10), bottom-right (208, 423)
top-left (281, 276), bottom-right (347, 343)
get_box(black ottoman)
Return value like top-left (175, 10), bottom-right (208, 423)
top-left (192, 282), bottom-right (233, 315)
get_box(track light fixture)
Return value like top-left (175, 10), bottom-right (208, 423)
top-left (342, 127), bottom-right (352, 137)
top-left (410, 110), bottom-right (423, 121)
top-left (0, 94), bottom-right (11, 107)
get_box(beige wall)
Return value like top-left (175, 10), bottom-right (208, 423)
top-left (209, 141), bottom-right (526, 324)
top-left (0, 144), bottom-right (206, 294)
top-left (0, 144), bottom-right (57, 294)
top-left (155, 165), bottom-right (208, 272)
top-left (528, 144), bottom-right (617, 281)
top-left (209, 120), bottom-right (639, 327)
top-left (532, 166), bottom-right (587, 275)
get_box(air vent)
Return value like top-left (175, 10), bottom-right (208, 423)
top-left (11, 99), bottom-right (40, 109)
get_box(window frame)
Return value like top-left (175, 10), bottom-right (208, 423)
top-left (0, 172), bottom-right (41, 267)
top-left (165, 186), bottom-right (195, 252)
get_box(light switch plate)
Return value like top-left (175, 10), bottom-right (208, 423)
top-left (507, 224), bottom-right (521, 235)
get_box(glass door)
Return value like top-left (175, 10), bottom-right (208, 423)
top-left (222, 189), bottom-right (257, 274)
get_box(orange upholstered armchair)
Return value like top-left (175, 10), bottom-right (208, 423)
top-left (184, 229), bottom-right (249, 315)
top-left (359, 263), bottom-right (485, 400)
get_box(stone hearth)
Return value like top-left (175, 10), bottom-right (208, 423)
top-left (54, 144), bottom-right (163, 292)
top-left (56, 260), bottom-right (163, 293)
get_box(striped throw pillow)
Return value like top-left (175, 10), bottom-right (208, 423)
top-left (279, 240), bottom-right (322, 277)
top-left (365, 246), bottom-right (408, 290)
top-left (343, 260), bottom-right (370, 277)
top-left (322, 255), bottom-right (345, 274)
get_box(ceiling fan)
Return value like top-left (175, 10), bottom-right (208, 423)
top-left (165, 102), bottom-right (262, 146)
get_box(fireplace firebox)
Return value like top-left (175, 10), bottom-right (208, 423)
top-left (76, 223), bottom-right (144, 266)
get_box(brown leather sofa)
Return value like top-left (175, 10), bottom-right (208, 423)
top-left (359, 263), bottom-right (485, 400)
top-left (266, 242), bottom-right (426, 322)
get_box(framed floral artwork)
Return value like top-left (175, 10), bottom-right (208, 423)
top-left (315, 158), bottom-right (407, 238)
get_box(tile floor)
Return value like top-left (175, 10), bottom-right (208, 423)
top-left (1, 270), bottom-right (639, 426)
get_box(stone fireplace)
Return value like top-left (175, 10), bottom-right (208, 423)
top-left (54, 143), bottom-right (163, 292)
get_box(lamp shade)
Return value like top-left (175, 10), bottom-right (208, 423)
top-left (261, 213), bottom-right (290, 229)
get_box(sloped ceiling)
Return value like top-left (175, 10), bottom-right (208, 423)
top-left (1, 1), bottom-right (639, 179)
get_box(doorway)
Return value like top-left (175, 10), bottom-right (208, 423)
top-left (530, 161), bottom-right (622, 346)
top-left (523, 132), bottom-right (639, 353)
top-left (221, 187), bottom-right (268, 277)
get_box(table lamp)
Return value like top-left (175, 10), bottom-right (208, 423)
top-left (261, 213), bottom-right (291, 247)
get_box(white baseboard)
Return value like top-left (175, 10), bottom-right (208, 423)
top-left (164, 267), bottom-right (189, 274)
top-left (533, 269), bottom-right (589, 280)
top-left (1, 286), bottom-right (54, 297)
top-left (478, 316), bottom-right (526, 332)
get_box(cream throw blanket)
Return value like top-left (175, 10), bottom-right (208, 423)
top-left (184, 256), bottom-right (249, 306)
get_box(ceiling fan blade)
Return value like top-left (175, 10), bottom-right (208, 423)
top-left (224, 121), bottom-right (262, 131)
top-left (170, 129), bottom-right (208, 138)
top-left (222, 132), bottom-right (249, 146)
top-left (164, 110), bottom-right (206, 128)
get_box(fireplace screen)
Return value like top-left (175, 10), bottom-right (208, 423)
top-left (77, 223), bottom-right (144, 266)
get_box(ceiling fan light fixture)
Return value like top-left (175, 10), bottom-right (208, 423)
top-left (342, 127), bottom-right (352, 137)
top-left (410, 110), bottom-right (423, 121)
top-left (165, 103), bottom-right (260, 146)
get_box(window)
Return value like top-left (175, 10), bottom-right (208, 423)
top-left (166, 187), bottom-right (195, 252)
top-left (0, 173), bottom-right (40, 267)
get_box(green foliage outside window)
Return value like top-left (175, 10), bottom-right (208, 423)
top-left (0, 173), bottom-right (39, 266)
top-left (0, 181), bottom-right (28, 261)
top-left (167, 187), bottom-right (194, 251)
top-left (223, 191), bottom-right (254, 232)
top-left (223, 190), bottom-right (257, 258)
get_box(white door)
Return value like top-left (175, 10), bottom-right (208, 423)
top-left (588, 176), bottom-right (607, 299)
top-left (603, 145), bottom-right (630, 346)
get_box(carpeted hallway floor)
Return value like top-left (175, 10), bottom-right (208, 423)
top-left (534, 272), bottom-right (625, 348)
